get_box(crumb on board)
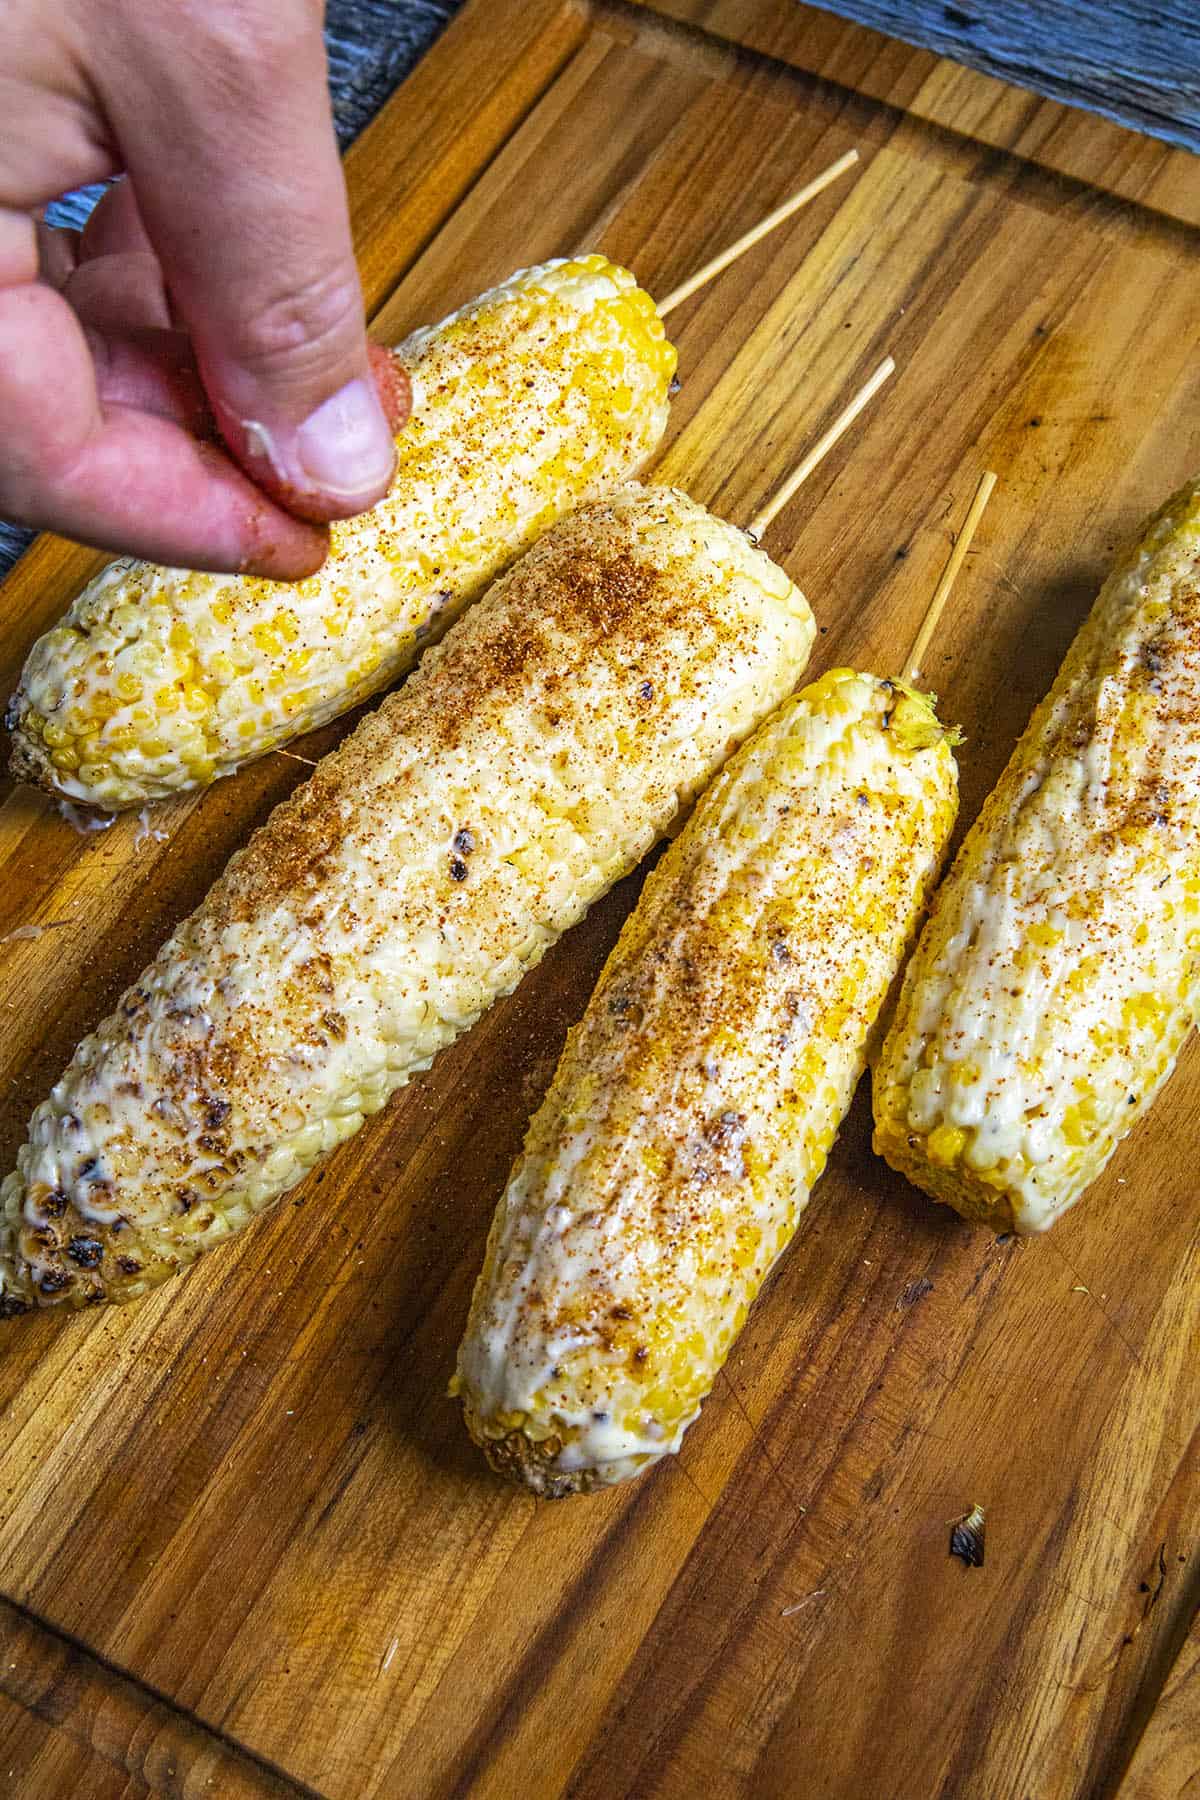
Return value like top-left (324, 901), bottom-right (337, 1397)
top-left (950, 1503), bottom-right (986, 1568)
top-left (780, 1590), bottom-right (826, 1617)
top-left (0, 920), bottom-right (71, 946)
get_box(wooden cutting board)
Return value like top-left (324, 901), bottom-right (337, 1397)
top-left (0, 3), bottom-right (1196, 1795)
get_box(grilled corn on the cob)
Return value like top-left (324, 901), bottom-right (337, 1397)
top-left (873, 477), bottom-right (1200, 1234)
top-left (455, 671), bottom-right (958, 1494)
top-left (0, 484), bottom-right (813, 1314)
top-left (8, 258), bottom-right (676, 810)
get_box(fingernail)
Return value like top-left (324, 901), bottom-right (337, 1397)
top-left (368, 343), bottom-right (412, 434)
top-left (295, 377), bottom-right (396, 500)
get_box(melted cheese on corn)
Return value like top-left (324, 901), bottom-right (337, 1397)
top-left (456, 672), bottom-right (958, 1492)
top-left (874, 477), bottom-right (1200, 1233)
top-left (9, 257), bottom-right (676, 809)
top-left (0, 485), bottom-right (813, 1314)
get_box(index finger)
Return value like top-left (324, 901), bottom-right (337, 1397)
top-left (0, 272), bottom-right (330, 576)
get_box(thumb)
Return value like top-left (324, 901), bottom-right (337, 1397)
top-left (98, 4), bottom-right (406, 524)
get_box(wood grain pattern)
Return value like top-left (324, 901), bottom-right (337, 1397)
top-left (1115, 1606), bottom-right (1200, 1798)
top-left (0, 1598), bottom-right (309, 1798)
top-left (0, 3), bottom-right (1197, 1796)
top-left (622, 0), bottom-right (1200, 229)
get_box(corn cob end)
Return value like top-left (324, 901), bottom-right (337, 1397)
top-left (0, 1197), bottom-right (35, 1319)
top-left (0, 1159), bottom-right (211, 1313)
top-left (4, 713), bottom-right (60, 800)
top-left (870, 1115), bottom-right (1020, 1235)
top-left (457, 1400), bottom-right (599, 1499)
top-left (0, 1272), bottom-right (33, 1320)
top-left (454, 1374), bottom-right (624, 1497)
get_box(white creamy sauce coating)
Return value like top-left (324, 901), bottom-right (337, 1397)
top-left (57, 800), bottom-right (116, 834)
top-left (1, 487), bottom-right (812, 1309)
top-left (461, 676), bottom-right (955, 1481)
top-left (16, 259), bottom-right (673, 805)
top-left (897, 507), bottom-right (1200, 1230)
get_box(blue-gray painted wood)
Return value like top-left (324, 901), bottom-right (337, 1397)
top-left (3, 0), bottom-right (1196, 578)
top-left (813, 0), bottom-right (1200, 155)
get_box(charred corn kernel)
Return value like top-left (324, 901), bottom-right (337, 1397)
top-left (455, 670), bottom-right (957, 1495)
top-left (0, 484), bottom-right (813, 1316)
top-left (873, 476), bottom-right (1200, 1235)
top-left (8, 258), bottom-right (677, 810)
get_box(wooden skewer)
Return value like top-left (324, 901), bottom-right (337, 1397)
top-left (903, 470), bottom-right (997, 685)
top-left (656, 149), bottom-right (860, 317)
top-left (746, 357), bottom-right (894, 541)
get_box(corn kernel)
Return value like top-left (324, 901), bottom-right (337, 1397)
top-left (10, 253), bottom-right (677, 808)
top-left (927, 1124), bottom-right (967, 1167)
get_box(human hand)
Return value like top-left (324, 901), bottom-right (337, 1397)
top-left (0, 0), bottom-right (410, 578)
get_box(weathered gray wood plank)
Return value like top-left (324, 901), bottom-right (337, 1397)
top-left (812, 0), bottom-right (1200, 152)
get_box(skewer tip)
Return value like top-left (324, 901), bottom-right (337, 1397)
top-left (656, 148), bottom-right (861, 317)
top-left (904, 469), bottom-right (998, 686)
top-left (746, 355), bottom-right (896, 542)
